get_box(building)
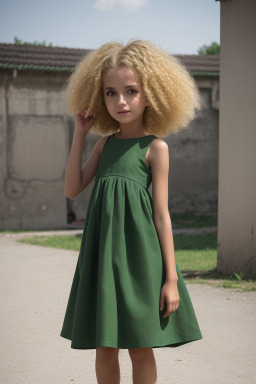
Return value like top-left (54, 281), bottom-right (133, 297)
top-left (0, 43), bottom-right (219, 230)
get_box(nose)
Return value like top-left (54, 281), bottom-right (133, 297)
top-left (118, 94), bottom-right (127, 106)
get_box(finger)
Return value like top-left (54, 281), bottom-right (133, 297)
top-left (77, 109), bottom-right (86, 115)
top-left (163, 311), bottom-right (171, 318)
top-left (169, 302), bottom-right (179, 315)
top-left (84, 110), bottom-right (90, 119)
top-left (160, 297), bottom-right (164, 311)
top-left (162, 307), bottom-right (171, 318)
top-left (76, 111), bottom-right (87, 120)
top-left (87, 111), bottom-right (96, 119)
top-left (85, 110), bottom-right (95, 119)
top-left (162, 303), bottom-right (176, 318)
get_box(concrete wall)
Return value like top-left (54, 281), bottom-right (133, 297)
top-left (0, 71), bottom-right (69, 230)
top-left (166, 77), bottom-right (219, 214)
top-left (0, 69), bottom-right (219, 230)
top-left (218, 0), bottom-right (256, 278)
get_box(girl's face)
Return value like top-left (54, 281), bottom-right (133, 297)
top-left (102, 66), bottom-right (148, 129)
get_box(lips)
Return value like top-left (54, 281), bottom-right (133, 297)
top-left (118, 110), bottom-right (130, 114)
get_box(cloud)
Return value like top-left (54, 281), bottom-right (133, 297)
top-left (92, 0), bottom-right (148, 12)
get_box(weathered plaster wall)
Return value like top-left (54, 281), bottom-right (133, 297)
top-left (0, 71), bottom-right (69, 229)
top-left (0, 70), bottom-right (219, 230)
top-left (165, 77), bottom-right (219, 214)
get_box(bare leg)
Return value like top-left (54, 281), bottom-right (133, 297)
top-left (128, 347), bottom-right (157, 384)
top-left (95, 347), bottom-right (120, 384)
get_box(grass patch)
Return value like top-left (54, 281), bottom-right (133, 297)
top-left (171, 212), bottom-right (217, 229)
top-left (0, 212), bottom-right (216, 233)
top-left (17, 232), bottom-right (256, 292)
top-left (0, 229), bottom-right (55, 233)
top-left (174, 233), bottom-right (217, 271)
top-left (184, 277), bottom-right (256, 292)
top-left (18, 234), bottom-right (82, 251)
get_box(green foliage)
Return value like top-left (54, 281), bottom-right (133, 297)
top-left (14, 232), bottom-right (256, 291)
top-left (233, 272), bottom-right (244, 281)
top-left (18, 235), bottom-right (81, 251)
top-left (197, 41), bottom-right (220, 55)
top-left (14, 36), bottom-right (53, 47)
top-left (171, 213), bottom-right (217, 229)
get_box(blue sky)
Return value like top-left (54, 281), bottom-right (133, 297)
top-left (0, 0), bottom-right (220, 54)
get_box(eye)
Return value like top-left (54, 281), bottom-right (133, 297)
top-left (106, 90), bottom-right (116, 96)
top-left (128, 89), bottom-right (138, 95)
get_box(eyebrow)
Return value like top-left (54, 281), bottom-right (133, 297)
top-left (104, 85), bottom-right (139, 90)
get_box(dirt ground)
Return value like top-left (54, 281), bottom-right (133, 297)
top-left (1, 231), bottom-right (256, 384)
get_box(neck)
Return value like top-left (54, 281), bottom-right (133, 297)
top-left (118, 120), bottom-right (148, 138)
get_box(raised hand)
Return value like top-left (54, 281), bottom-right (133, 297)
top-left (75, 109), bottom-right (96, 136)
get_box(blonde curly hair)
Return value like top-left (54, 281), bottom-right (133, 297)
top-left (66, 39), bottom-right (201, 138)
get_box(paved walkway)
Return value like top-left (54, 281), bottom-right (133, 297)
top-left (1, 231), bottom-right (255, 384)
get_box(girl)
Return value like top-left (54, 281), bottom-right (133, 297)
top-left (60, 40), bottom-right (203, 384)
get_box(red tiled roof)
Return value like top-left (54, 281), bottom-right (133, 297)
top-left (175, 54), bottom-right (219, 75)
top-left (0, 43), bottom-right (219, 76)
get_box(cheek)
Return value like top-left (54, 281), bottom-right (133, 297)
top-left (135, 92), bottom-right (145, 103)
top-left (104, 98), bottom-right (115, 116)
top-left (136, 96), bottom-right (147, 109)
top-left (103, 96), bottom-right (111, 109)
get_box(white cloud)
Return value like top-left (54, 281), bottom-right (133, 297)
top-left (93, 0), bottom-right (148, 12)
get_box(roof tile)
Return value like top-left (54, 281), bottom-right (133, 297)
top-left (0, 43), bottom-right (219, 75)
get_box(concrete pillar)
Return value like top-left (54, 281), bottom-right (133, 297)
top-left (217, 0), bottom-right (256, 278)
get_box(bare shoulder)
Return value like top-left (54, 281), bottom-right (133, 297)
top-left (147, 138), bottom-right (169, 168)
top-left (150, 138), bottom-right (168, 151)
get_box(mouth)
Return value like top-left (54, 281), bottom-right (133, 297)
top-left (118, 110), bottom-right (130, 114)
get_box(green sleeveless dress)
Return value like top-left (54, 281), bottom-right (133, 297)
top-left (60, 133), bottom-right (203, 349)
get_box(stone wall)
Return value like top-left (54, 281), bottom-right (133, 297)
top-left (0, 69), bottom-right (219, 230)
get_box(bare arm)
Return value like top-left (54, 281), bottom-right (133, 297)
top-left (150, 139), bottom-right (178, 283)
top-left (64, 110), bottom-right (107, 199)
top-left (149, 138), bottom-right (180, 318)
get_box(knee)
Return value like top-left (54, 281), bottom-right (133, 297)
top-left (96, 346), bottom-right (120, 361)
top-left (128, 347), bottom-right (153, 361)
